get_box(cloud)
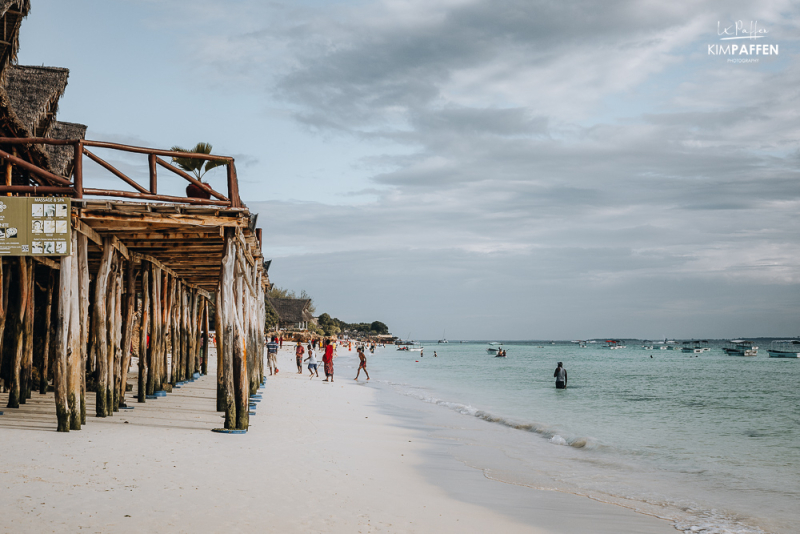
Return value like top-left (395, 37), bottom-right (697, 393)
top-left (147, 0), bottom-right (800, 336)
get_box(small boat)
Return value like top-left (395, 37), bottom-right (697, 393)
top-left (681, 340), bottom-right (708, 354)
top-left (438, 330), bottom-right (448, 343)
top-left (487, 342), bottom-right (502, 354)
top-left (722, 340), bottom-right (758, 357)
top-left (767, 340), bottom-right (800, 358)
top-left (606, 340), bottom-right (626, 349)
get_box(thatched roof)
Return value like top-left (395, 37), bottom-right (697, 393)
top-left (0, 2), bottom-right (30, 83)
top-left (44, 120), bottom-right (87, 176)
top-left (3, 65), bottom-right (69, 137)
top-left (268, 298), bottom-right (314, 324)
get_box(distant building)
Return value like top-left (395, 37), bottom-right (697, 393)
top-left (268, 298), bottom-right (314, 330)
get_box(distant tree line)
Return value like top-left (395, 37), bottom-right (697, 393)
top-left (264, 287), bottom-right (389, 338)
top-left (316, 314), bottom-right (389, 337)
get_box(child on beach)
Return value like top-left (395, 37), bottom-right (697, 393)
top-left (305, 349), bottom-right (319, 379)
top-left (295, 343), bottom-right (305, 374)
top-left (354, 348), bottom-right (370, 381)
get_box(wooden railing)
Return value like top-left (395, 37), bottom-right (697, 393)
top-left (0, 138), bottom-right (243, 208)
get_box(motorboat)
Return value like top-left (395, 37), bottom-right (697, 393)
top-left (681, 340), bottom-right (709, 354)
top-left (606, 340), bottom-right (626, 349)
top-left (722, 340), bottom-right (758, 357)
top-left (487, 342), bottom-right (502, 354)
top-left (767, 340), bottom-right (800, 358)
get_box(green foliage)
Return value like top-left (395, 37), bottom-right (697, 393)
top-left (264, 298), bottom-right (279, 331)
top-left (170, 142), bottom-right (226, 182)
top-left (317, 313), bottom-right (388, 337)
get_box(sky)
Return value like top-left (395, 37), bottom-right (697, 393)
top-left (18, 0), bottom-right (800, 340)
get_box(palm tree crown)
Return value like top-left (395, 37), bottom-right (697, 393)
top-left (170, 142), bottom-right (226, 182)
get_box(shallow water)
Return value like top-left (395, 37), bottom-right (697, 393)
top-left (342, 342), bottom-right (800, 534)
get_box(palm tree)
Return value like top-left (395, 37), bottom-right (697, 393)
top-left (170, 142), bottom-right (226, 183)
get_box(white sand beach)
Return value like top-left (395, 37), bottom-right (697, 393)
top-left (0, 346), bottom-right (675, 533)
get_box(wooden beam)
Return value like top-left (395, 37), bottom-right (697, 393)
top-left (0, 147), bottom-right (72, 185)
top-left (82, 188), bottom-right (231, 206)
top-left (79, 213), bottom-right (247, 228)
top-left (83, 140), bottom-right (233, 162)
top-left (33, 256), bottom-right (60, 270)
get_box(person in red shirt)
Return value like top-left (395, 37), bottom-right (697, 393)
top-left (322, 339), bottom-right (335, 382)
top-left (295, 343), bottom-right (305, 374)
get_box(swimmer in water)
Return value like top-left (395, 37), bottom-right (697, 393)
top-left (554, 362), bottom-right (567, 389)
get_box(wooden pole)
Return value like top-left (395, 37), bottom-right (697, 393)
top-left (92, 239), bottom-right (113, 417)
top-left (74, 141), bottom-right (83, 198)
top-left (215, 285), bottom-right (224, 411)
top-left (39, 270), bottom-right (54, 395)
top-left (160, 269), bottom-right (169, 387)
top-left (232, 240), bottom-right (248, 430)
top-left (202, 298), bottom-right (209, 376)
top-left (220, 233), bottom-right (237, 428)
top-left (112, 266), bottom-right (123, 412)
top-left (54, 254), bottom-right (70, 432)
top-left (105, 258), bottom-right (118, 416)
top-left (22, 259), bottom-right (34, 402)
top-left (147, 263), bottom-right (160, 395)
top-left (148, 153), bottom-right (157, 195)
top-left (138, 267), bottom-right (149, 403)
top-left (68, 232), bottom-right (82, 429)
top-left (7, 258), bottom-right (29, 408)
top-left (77, 234), bottom-right (90, 424)
top-left (0, 259), bottom-right (7, 383)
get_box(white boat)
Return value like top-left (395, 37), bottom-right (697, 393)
top-left (438, 330), bottom-right (448, 343)
top-left (487, 342), bottom-right (502, 354)
top-left (767, 340), bottom-right (800, 358)
top-left (606, 340), bottom-right (626, 349)
top-left (722, 340), bottom-right (758, 357)
top-left (681, 340), bottom-right (708, 353)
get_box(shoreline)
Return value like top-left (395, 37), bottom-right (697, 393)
top-left (0, 344), bottom-right (673, 533)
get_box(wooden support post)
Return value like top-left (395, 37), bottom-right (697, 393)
top-left (231, 238), bottom-right (248, 430)
top-left (0, 259), bottom-right (7, 386)
top-left (22, 259), bottom-right (34, 402)
top-left (138, 267), bottom-right (149, 403)
top-left (147, 263), bottom-right (161, 394)
top-left (92, 239), bottom-right (113, 417)
top-left (105, 257), bottom-right (118, 416)
top-left (77, 234), bottom-right (89, 424)
top-left (160, 270), bottom-right (168, 387)
top-left (202, 298), bottom-right (209, 376)
top-left (112, 266), bottom-right (123, 412)
top-left (189, 288), bottom-right (197, 376)
top-left (181, 284), bottom-right (189, 381)
top-left (215, 285), bottom-right (224, 411)
top-left (167, 275), bottom-right (176, 385)
top-left (220, 233), bottom-right (237, 428)
top-left (7, 258), bottom-right (29, 408)
top-left (54, 253), bottom-right (70, 431)
top-left (68, 232), bottom-right (81, 429)
top-left (39, 270), bottom-right (54, 395)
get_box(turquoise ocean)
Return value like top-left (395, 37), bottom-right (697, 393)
top-left (340, 341), bottom-right (800, 534)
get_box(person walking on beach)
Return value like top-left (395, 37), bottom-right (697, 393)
top-left (267, 336), bottom-right (279, 376)
top-left (554, 362), bottom-right (567, 389)
top-left (322, 339), bottom-right (335, 382)
top-left (354, 347), bottom-right (370, 381)
top-left (304, 348), bottom-right (319, 379)
top-left (295, 343), bottom-right (305, 374)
